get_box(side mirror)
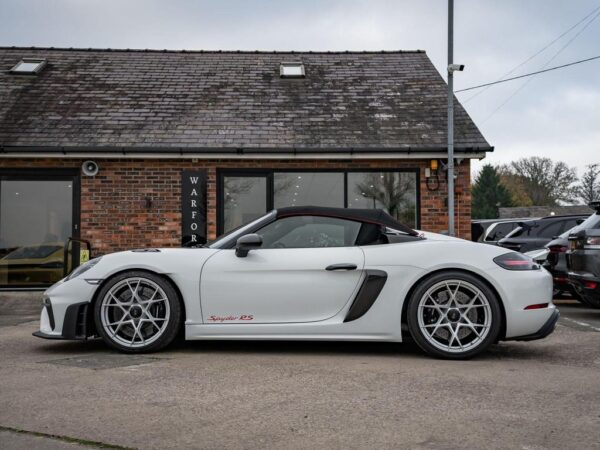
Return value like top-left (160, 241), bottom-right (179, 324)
top-left (235, 234), bottom-right (263, 257)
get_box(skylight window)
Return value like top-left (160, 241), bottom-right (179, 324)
top-left (10, 58), bottom-right (47, 74)
top-left (280, 62), bottom-right (305, 78)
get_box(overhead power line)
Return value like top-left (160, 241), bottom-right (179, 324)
top-left (455, 55), bottom-right (600, 93)
top-left (478, 7), bottom-right (600, 124)
top-left (461, 3), bottom-right (600, 104)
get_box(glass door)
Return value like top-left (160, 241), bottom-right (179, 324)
top-left (0, 171), bottom-right (79, 288)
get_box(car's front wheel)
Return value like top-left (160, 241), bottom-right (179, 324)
top-left (407, 271), bottom-right (502, 359)
top-left (94, 271), bottom-right (182, 353)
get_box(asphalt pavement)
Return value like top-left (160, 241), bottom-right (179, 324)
top-left (0, 294), bottom-right (599, 449)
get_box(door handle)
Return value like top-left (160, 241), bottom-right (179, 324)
top-left (326, 263), bottom-right (357, 271)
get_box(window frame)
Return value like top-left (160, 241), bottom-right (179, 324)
top-left (10, 58), bottom-right (47, 75)
top-left (217, 168), bottom-right (420, 235)
top-left (0, 169), bottom-right (81, 290)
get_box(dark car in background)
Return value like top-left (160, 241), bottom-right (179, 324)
top-left (567, 202), bottom-right (600, 308)
top-left (544, 206), bottom-right (600, 302)
top-left (497, 214), bottom-right (588, 253)
top-left (471, 218), bottom-right (534, 244)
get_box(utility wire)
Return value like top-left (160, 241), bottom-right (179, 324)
top-left (455, 55), bottom-right (600, 93)
top-left (461, 3), bottom-right (600, 104)
top-left (479, 7), bottom-right (600, 124)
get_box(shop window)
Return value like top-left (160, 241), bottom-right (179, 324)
top-left (274, 172), bottom-right (344, 209)
top-left (346, 172), bottom-right (417, 228)
top-left (223, 175), bottom-right (267, 233)
top-left (218, 170), bottom-right (419, 235)
top-left (0, 178), bottom-right (76, 287)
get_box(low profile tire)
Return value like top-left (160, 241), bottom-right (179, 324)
top-left (94, 271), bottom-right (182, 353)
top-left (407, 271), bottom-right (502, 360)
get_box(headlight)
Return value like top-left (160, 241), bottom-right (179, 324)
top-left (65, 257), bottom-right (102, 281)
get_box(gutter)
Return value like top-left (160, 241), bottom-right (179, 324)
top-left (0, 145), bottom-right (493, 160)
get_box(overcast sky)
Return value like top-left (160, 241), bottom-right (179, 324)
top-left (1, 0), bottom-right (598, 175)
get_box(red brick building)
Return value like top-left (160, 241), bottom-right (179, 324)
top-left (0, 47), bottom-right (491, 288)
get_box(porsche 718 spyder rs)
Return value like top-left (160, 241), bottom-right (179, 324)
top-left (34, 206), bottom-right (559, 359)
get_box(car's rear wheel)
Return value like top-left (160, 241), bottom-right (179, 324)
top-left (407, 271), bottom-right (502, 359)
top-left (94, 271), bottom-right (182, 353)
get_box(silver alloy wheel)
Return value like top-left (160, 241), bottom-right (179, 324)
top-left (417, 279), bottom-right (492, 354)
top-left (100, 277), bottom-right (170, 349)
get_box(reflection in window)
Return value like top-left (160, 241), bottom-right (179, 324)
top-left (274, 172), bottom-right (344, 209)
top-left (347, 172), bottom-right (417, 228)
top-left (223, 176), bottom-right (267, 233)
top-left (0, 180), bottom-right (73, 286)
top-left (258, 215), bottom-right (361, 248)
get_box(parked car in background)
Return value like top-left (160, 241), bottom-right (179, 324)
top-left (544, 205), bottom-right (600, 302)
top-left (497, 214), bottom-right (588, 253)
top-left (567, 202), bottom-right (600, 308)
top-left (471, 218), bottom-right (534, 245)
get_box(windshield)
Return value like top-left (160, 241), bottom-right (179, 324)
top-left (560, 213), bottom-right (600, 238)
top-left (208, 210), bottom-right (276, 249)
top-left (2, 244), bottom-right (63, 260)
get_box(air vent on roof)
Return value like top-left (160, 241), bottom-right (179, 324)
top-left (280, 62), bottom-right (305, 78)
top-left (10, 58), bottom-right (47, 75)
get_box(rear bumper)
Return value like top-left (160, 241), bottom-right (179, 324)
top-left (568, 272), bottom-right (600, 302)
top-left (505, 309), bottom-right (559, 342)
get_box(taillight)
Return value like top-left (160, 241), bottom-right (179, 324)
top-left (493, 252), bottom-right (540, 271)
top-left (584, 237), bottom-right (600, 248)
top-left (548, 245), bottom-right (567, 253)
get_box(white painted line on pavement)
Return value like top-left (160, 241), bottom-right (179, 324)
top-left (561, 316), bottom-right (600, 332)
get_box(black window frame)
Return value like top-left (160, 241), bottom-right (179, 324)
top-left (217, 168), bottom-right (420, 235)
top-left (0, 169), bottom-right (81, 290)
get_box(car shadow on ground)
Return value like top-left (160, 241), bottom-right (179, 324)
top-left (32, 334), bottom-right (551, 362)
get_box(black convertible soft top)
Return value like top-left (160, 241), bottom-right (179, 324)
top-left (276, 206), bottom-right (419, 236)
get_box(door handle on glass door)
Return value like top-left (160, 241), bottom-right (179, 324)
top-left (325, 263), bottom-right (357, 271)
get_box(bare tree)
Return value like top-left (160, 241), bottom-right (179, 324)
top-left (354, 173), bottom-right (416, 225)
top-left (576, 163), bottom-right (600, 204)
top-left (507, 157), bottom-right (577, 206)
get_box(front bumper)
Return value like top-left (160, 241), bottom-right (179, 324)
top-left (33, 278), bottom-right (99, 340)
top-left (506, 309), bottom-right (560, 341)
top-left (33, 301), bottom-right (94, 340)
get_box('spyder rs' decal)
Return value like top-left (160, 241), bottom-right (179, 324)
top-left (207, 315), bottom-right (254, 322)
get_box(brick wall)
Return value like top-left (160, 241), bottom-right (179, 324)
top-left (0, 157), bottom-right (471, 254)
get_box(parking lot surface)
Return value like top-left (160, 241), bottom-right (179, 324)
top-left (0, 296), bottom-right (599, 450)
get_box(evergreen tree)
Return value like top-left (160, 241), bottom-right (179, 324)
top-left (576, 164), bottom-right (600, 205)
top-left (472, 164), bottom-right (513, 219)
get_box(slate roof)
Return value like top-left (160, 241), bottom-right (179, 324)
top-left (0, 47), bottom-right (492, 154)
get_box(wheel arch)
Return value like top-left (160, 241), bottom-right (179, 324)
top-left (400, 267), bottom-right (507, 341)
top-left (89, 268), bottom-right (187, 334)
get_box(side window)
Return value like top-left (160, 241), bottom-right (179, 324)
top-left (561, 219), bottom-right (579, 235)
top-left (257, 216), bottom-right (362, 249)
top-left (538, 221), bottom-right (563, 238)
top-left (486, 223), bottom-right (513, 241)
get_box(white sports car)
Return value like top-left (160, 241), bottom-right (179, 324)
top-left (34, 206), bottom-right (558, 359)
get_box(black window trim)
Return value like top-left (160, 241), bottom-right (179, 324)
top-left (0, 168), bottom-right (81, 291)
top-left (217, 168), bottom-right (420, 235)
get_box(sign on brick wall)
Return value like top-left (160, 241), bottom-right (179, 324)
top-left (181, 170), bottom-right (207, 246)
